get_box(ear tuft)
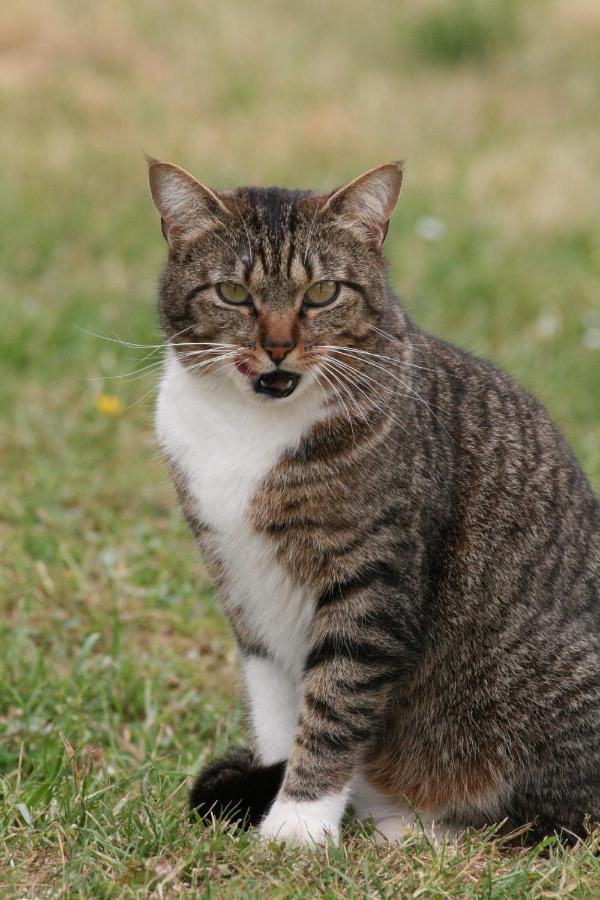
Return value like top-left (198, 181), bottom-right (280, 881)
top-left (324, 161), bottom-right (404, 245)
top-left (147, 160), bottom-right (230, 246)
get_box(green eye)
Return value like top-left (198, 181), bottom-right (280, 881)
top-left (217, 282), bottom-right (251, 305)
top-left (304, 280), bottom-right (340, 307)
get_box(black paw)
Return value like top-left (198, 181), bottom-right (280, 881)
top-left (189, 748), bottom-right (285, 828)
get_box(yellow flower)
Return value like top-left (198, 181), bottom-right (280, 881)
top-left (96, 394), bottom-right (125, 417)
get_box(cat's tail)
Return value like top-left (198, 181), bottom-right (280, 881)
top-left (189, 748), bottom-right (284, 828)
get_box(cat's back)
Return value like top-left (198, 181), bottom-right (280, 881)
top-left (414, 328), bottom-right (597, 506)
top-left (409, 329), bottom-right (599, 624)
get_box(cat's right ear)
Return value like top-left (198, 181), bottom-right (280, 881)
top-left (322, 162), bottom-right (403, 246)
top-left (147, 158), bottom-right (231, 247)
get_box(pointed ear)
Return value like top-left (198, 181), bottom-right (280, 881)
top-left (147, 158), bottom-right (231, 246)
top-left (323, 162), bottom-right (403, 245)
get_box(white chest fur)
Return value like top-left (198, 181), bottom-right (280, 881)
top-left (155, 351), bottom-right (322, 677)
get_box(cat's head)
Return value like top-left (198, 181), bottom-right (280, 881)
top-left (149, 160), bottom-right (403, 401)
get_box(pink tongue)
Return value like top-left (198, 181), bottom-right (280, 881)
top-left (235, 360), bottom-right (253, 376)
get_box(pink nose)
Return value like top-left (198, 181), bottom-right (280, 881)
top-left (263, 339), bottom-right (295, 363)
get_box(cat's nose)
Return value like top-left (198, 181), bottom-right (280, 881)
top-left (263, 339), bottom-right (295, 364)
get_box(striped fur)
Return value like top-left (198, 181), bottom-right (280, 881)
top-left (150, 161), bottom-right (600, 846)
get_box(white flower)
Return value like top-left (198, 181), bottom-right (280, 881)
top-left (534, 311), bottom-right (561, 340)
top-left (415, 216), bottom-right (447, 242)
top-left (582, 326), bottom-right (600, 350)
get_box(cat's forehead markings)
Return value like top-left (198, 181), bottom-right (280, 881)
top-left (288, 252), bottom-right (310, 284)
top-left (227, 186), bottom-right (325, 288)
top-left (246, 251), bottom-right (315, 304)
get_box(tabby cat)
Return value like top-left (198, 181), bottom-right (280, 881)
top-left (148, 159), bottom-right (599, 846)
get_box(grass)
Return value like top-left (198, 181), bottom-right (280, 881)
top-left (1, 0), bottom-right (599, 895)
top-left (410, 0), bottom-right (521, 66)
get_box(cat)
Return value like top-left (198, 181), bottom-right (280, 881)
top-left (148, 158), bottom-right (600, 847)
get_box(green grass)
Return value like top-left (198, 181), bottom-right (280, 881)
top-left (1, 0), bottom-right (599, 895)
top-left (410, 0), bottom-right (520, 67)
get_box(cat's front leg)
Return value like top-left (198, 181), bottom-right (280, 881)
top-left (190, 652), bottom-right (300, 827)
top-left (259, 574), bottom-right (418, 847)
top-left (242, 653), bottom-right (301, 765)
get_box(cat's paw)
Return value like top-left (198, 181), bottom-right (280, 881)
top-left (259, 797), bottom-right (341, 848)
top-left (373, 814), bottom-right (461, 845)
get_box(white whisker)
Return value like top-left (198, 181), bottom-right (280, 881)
top-left (322, 344), bottom-right (449, 433)
top-left (85, 360), bottom-right (166, 383)
top-left (78, 328), bottom-right (168, 351)
top-left (184, 350), bottom-right (239, 376)
top-left (322, 356), bottom-right (410, 439)
top-left (314, 363), bottom-right (357, 447)
top-left (369, 324), bottom-right (457, 377)
top-left (317, 359), bottom-right (372, 426)
top-left (319, 342), bottom-right (441, 377)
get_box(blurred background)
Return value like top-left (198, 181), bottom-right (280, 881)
top-left (1, 0), bottom-right (599, 890)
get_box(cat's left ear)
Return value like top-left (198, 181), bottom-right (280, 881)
top-left (323, 162), bottom-right (403, 245)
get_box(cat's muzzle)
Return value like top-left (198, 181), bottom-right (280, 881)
top-left (254, 369), bottom-right (300, 399)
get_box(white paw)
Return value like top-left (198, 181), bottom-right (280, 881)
top-left (374, 814), bottom-right (460, 845)
top-left (259, 797), bottom-right (342, 848)
top-left (372, 814), bottom-right (416, 844)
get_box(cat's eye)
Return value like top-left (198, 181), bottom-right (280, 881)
top-left (217, 282), bottom-right (252, 305)
top-left (304, 281), bottom-right (340, 307)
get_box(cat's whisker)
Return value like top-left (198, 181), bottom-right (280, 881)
top-left (319, 342), bottom-right (443, 378)
top-left (310, 366), bottom-right (337, 425)
top-left (320, 363), bottom-right (386, 426)
top-left (313, 363), bottom-right (358, 447)
top-left (317, 359), bottom-right (374, 428)
top-left (318, 348), bottom-right (427, 427)
top-left (133, 326), bottom-right (196, 363)
top-left (321, 357), bottom-right (410, 439)
top-left (323, 345), bottom-right (416, 394)
top-left (122, 380), bottom-right (162, 412)
top-left (318, 366), bottom-right (384, 445)
top-left (184, 351), bottom-right (239, 374)
top-left (321, 345), bottom-right (452, 438)
top-left (85, 359), bottom-right (166, 384)
top-left (125, 350), bottom-right (238, 412)
top-left (321, 361), bottom-right (404, 423)
top-left (369, 324), bottom-right (458, 376)
top-left (369, 323), bottom-right (405, 346)
top-left (78, 324), bottom-right (209, 359)
top-left (320, 358), bottom-right (373, 446)
top-left (184, 352), bottom-right (240, 379)
top-left (85, 337), bottom-right (238, 385)
top-left (319, 353), bottom-right (393, 399)
top-left (178, 347), bottom-right (239, 361)
top-left (77, 328), bottom-right (169, 351)
top-left (170, 341), bottom-right (237, 349)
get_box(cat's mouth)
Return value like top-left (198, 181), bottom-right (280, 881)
top-left (254, 369), bottom-right (300, 399)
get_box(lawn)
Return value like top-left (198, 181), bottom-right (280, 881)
top-left (1, 0), bottom-right (599, 895)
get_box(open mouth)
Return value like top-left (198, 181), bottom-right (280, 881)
top-left (254, 369), bottom-right (300, 399)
